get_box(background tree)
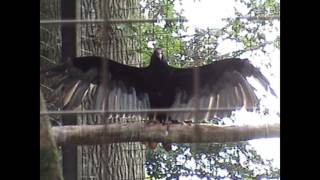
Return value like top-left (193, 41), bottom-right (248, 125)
top-left (140, 0), bottom-right (280, 179)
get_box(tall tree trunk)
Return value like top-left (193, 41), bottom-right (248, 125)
top-left (41, 0), bottom-right (146, 179)
top-left (78, 0), bottom-right (146, 179)
top-left (60, 0), bottom-right (79, 180)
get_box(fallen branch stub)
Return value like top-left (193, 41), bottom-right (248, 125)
top-left (52, 122), bottom-right (280, 146)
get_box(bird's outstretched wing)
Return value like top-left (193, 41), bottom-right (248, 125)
top-left (167, 58), bottom-right (276, 122)
top-left (41, 56), bottom-right (150, 111)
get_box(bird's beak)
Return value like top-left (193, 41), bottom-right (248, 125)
top-left (157, 49), bottom-right (163, 59)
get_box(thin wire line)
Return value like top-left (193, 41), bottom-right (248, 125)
top-left (222, 16), bottom-right (280, 21)
top-left (40, 16), bottom-right (279, 25)
top-left (40, 18), bottom-right (188, 25)
top-left (40, 107), bottom-right (256, 116)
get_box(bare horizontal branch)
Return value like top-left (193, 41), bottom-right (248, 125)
top-left (52, 122), bottom-right (280, 145)
top-left (40, 107), bottom-right (257, 116)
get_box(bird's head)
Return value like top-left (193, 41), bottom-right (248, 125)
top-left (150, 48), bottom-right (168, 67)
top-left (152, 48), bottom-right (163, 61)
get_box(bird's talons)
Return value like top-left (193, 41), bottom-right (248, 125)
top-left (183, 120), bottom-right (193, 126)
top-left (147, 119), bottom-right (159, 125)
top-left (169, 119), bottom-right (181, 124)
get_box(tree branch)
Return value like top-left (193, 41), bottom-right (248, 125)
top-left (52, 122), bottom-right (279, 146)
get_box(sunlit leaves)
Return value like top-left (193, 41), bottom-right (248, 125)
top-left (141, 0), bottom-right (279, 179)
top-left (146, 142), bottom-right (279, 179)
top-left (232, 18), bottom-right (242, 37)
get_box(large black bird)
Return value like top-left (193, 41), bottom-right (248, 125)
top-left (41, 48), bottom-right (276, 149)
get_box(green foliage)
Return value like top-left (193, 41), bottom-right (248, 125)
top-left (273, 36), bottom-right (280, 48)
top-left (40, 145), bottom-right (62, 180)
top-left (40, 91), bottom-right (63, 180)
top-left (124, 0), bottom-right (187, 66)
top-left (171, 0), bottom-right (280, 69)
top-left (236, 0), bottom-right (280, 17)
top-left (232, 19), bottom-right (242, 37)
top-left (146, 143), bottom-right (279, 179)
top-left (140, 0), bottom-right (280, 179)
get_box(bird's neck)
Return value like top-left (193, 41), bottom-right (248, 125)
top-left (149, 57), bottom-right (168, 68)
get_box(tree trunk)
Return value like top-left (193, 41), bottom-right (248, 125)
top-left (41, 0), bottom-right (146, 179)
top-left (77, 0), bottom-right (145, 179)
top-left (60, 0), bottom-right (79, 180)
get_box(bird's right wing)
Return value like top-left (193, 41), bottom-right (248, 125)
top-left (41, 56), bottom-right (151, 114)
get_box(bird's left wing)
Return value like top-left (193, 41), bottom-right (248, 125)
top-left (166, 58), bottom-right (276, 122)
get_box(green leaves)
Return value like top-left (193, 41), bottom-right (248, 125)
top-left (273, 36), bottom-right (280, 48)
top-left (232, 18), bottom-right (242, 37)
top-left (140, 0), bottom-right (279, 179)
top-left (146, 143), bottom-right (279, 179)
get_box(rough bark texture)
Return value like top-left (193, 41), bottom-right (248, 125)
top-left (40, 0), bottom-right (146, 179)
top-left (77, 0), bottom-right (146, 180)
top-left (52, 122), bottom-right (280, 145)
top-left (59, 1), bottom-right (79, 180)
top-left (40, 90), bottom-right (64, 180)
top-left (40, 0), bottom-right (62, 108)
top-left (40, 1), bottom-right (64, 179)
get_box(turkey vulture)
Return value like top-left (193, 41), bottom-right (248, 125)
top-left (41, 48), bottom-right (276, 150)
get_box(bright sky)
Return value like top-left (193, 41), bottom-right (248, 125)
top-left (175, 0), bottom-right (280, 169)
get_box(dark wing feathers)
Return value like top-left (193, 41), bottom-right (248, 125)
top-left (94, 85), bottom-right (106, 110)
top-left (43, 56), bottom-right (150, 111)
top-left (168, 58), bottom-right (274, 121)
top-left (236, 59), bottom-right (277, 97)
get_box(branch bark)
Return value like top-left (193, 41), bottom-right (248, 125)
top-left (52, 122), bottom-right (279, 146)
